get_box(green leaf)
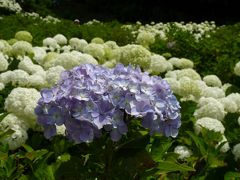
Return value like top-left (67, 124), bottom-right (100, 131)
top-left (0, 151), bottom-right (8, 161)
top-left (156, 160), bottom-right (195, 173)
top-left (25, 149), bottom-right (48, 161)
top-left (224, 172), bottom-right (240, 180)
top-left (186, 131), bottom-right (207, 156)
top-left (208, 154), bottom-right (226, 168)
top-left (151, 136), bottom-right (173, 162)
top-left (22, 144), bottom-right (34, 152)
top-left (116, 134), bottom-right (150, 150)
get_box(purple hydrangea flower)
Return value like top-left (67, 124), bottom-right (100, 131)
top-left (35, 63), bottom-right (181, 143)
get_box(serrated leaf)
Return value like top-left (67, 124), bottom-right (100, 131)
top-left (156, 160), bottom-right (195, 173)
top-left (186, 131), bottom-right (207, 156)
top-left (25, 149), bottom-right (48, 161)
top-left (151, 137), bottom-right (173, 162)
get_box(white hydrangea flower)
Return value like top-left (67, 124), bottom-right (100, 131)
top-left (12, 69), bottom-right (29, 86)
top-left (4, 87), bottom-right (41, 128)
top-left (28, 73), bottom-right (47, 89)
top-left (33, 47), bottom-right (47, 65)
top-left (1, 125), bottom-right (28, 150)
top-left (83, 43), bottom-right (105, 63)
top-left (69, 38), bottom-right (88, 52)
top-left (0, 70), bottom-right (13, 84)
top-left (195, 117), bottom-right (225, 134)
top-left (11, 41), bottom-right (33, 57)
top-left (194, 97), bottom-right (226, 121)
top-left (219, 97), bottom-right (238, 113)
top-left (221, 83), bottom-right (232, 92)
top-left (0, 0), bottom-right (22, 12)
top-left (201, 86), bottom-right (225, 99)
top-left (46, 65), bottom-right (65, 86)
top-left (232, 143), bottom-right (240, 161)
top-left (0, 113), bottom-right (28, 130)
top-left (165, 69), bottom-right (201, 80)
top-left (116, 44), bottom-right (152, 70)
top-left (149, 54), bottom-right (173, 74)
top-left (226, 93), bottom-right (240, 113)
top-left (136, 31), bottom-right (155, 48)
top-left (61, 45), bottom-right (72, 53)
top-left (53, 52), bottom-right (80, 69)
top-left (104, 41), bottom-right (119, 49)
top-left (43, 15), bottom-right (60, 24)
top-left (0, 40), bottom-right (12, 55)
top-left (0, 82), bottom-right (4, 91)
top-left (0, 52), bottom-right (9, 71)
top-left (234, 61), bottom-right (240, 76)
top-left (91, 37), bottom-right (104, 44)
top-left (43, 37), bottom-right (60, 51)
top-left (102, 60), bottom-right (117, 68)
top-left (164, 78), bottom-right (180, 95)
top-left (0, 114), bottom-right (28, 150)
top-left (179, 77), bottom-right (202, 100)
top-left (42, 52), bottom-right (59, 69)
top-left (174, 145), bottom-right (192, 160)
top-left (168, 57), bottom-right (194, 69)
top-left (203, 75), bottom-right (222, 87)
top-left (15, 31), bottom-right (33, 43)
top-left (218, 135), bottom-right (230, 153)
top-left (56, 124), bottom-right (66, 136)
top-left (18, 56), bottom-right (44, 74)
top-left (53, 34), bottom-right (68, 46)
top-left (70, 51), bottom-right (98, 65)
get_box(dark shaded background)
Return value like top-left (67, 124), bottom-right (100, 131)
top-left (19, 0), bottom-right (240, 25)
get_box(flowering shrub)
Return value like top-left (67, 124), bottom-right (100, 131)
top-left (35, 64), bottom-right (181, 143)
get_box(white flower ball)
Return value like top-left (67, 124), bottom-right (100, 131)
top-left (136, 31), bottom-right (155, 48)
top-left (4, 87), bottom-right (41, 128)
top-left (83, 43), bottom-right (105, 63)
top-left (195, 117), bottom-right (225, 134)
top-left (232, 143), bottom-right (240, 161)
top-left (1, 126), bottom-right (28, 150)
top-left (0, 70), bottom-right (14, 84)
top-left (43, 37), bottom-right (60, 50)
top-left (201, 87), bottom-right (225, 99)
top-left (203, 75), bottom-right (222, 87)
top-left (11, 41), bottom-right (33, 57)
top-left (234, 61), bottom-right (240, 76)
top-left (33, 47), bottom-right (47, 65)
top-left (164, 78), bottom-right (180, 95)
top-left (53, 34), bottom-right (68, 45)
top-left (12, 69), bottom-right (29, 86)
top-left (174, 145), bottom-right (192, 160)
top-left (116, 44), bottom-right (151, 70)
top-left (69, 38), bottom-right (88, 52)
top-left (0, 53), bottom-right (9, 71)
top-left (194, 97), bottom-right (226, 121)
top-left (15, 31), bottom-right (33, 43)
top-left (219, 97), bottom-right (238, 113)
top-left (149, 54), bottom-right (173, 74)
top-left (91, 37), bottom-right (104, 44)
top-left (46, 65), bottom-right (65, 86)
top-left (168, 57), bottom-right (194, 69)
top-left (179, 77), bottom-right (202, 99)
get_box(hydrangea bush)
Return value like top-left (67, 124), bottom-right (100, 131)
top-left (0, 18), bottom-right (240, 179)
top-left (35, 64), bottom-right (181, 142)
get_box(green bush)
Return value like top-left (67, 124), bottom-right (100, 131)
top-left (0, 15), bottom-right (134, 46)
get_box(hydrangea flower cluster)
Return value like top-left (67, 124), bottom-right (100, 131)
top-left (35, 64), bottom-right (181, 143)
